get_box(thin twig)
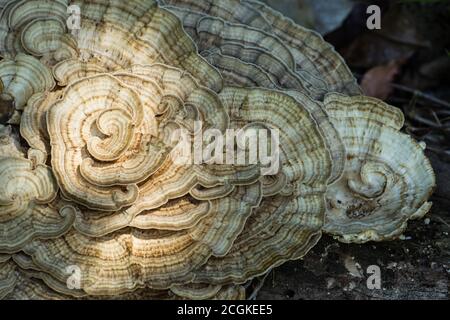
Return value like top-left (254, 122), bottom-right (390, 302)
top-left (434, 216), bottom-right (450, 229)
top-left (353, 72), bottom-right (450, 108)
top-left (390, 83), bottom-right (450, 108)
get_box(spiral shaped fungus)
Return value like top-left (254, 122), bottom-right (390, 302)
top-left (0, 0), bottom-right (435, 300)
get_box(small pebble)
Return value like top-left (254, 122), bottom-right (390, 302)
top-left (326, 278), bottom-right (336, 289)
top-left (424, 218), bottom-right (430, 225)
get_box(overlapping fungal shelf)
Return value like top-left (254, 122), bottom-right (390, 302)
top-left (0, 0), bottom-right (435, 299)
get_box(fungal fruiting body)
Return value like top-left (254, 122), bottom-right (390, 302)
top-left (0, 0), bottom-right (435, 299)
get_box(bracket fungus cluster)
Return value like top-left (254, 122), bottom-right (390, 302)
top-left (0, 0), bottom-right (435, 299)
